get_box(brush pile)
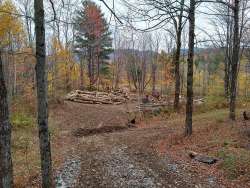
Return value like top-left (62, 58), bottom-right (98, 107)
top-left (65, 90), bottom-right (129, 105)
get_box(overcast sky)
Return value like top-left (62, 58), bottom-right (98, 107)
top-left (93, 0), bottom-right (215, 50)
top-left (12, 0), bottom-right (226, 50)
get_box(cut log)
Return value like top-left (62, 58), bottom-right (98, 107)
top-left (188, 151), bottom-right (219, 165)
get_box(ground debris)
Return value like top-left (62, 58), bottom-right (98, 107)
top-left (188, 151), bottom-right (219, 165)
top-left (55, 156), bottom-right (81, 188)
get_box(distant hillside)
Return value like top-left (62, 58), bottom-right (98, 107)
top-left (180, 48), bottom-right (220, 56)
top-left (108, 49), bottom-right (159, 62)
top-left (109, 48), bottom-right (221, 61)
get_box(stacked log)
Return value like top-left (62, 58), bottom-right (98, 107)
top-left (65, 90), bottom-right (129, 105)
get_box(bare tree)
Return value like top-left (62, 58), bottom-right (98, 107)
top-left (34, 0), bottom-right (53, 187)
top-left (18, 0), bottom-right (34, 48)
top-left (204, 0), bottom-right (248, 99)
top-left (173, 0), bottom-right (185, 111)
top-left (150, 33), bottom-right (160, 95)
top-left (124, 0), bottom-right (187, 110)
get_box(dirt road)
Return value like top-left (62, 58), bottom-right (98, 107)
top-left (52, 101), bottom-right (220, 188)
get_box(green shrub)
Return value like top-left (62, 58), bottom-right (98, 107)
top-left (11, 112), bottom-right (35, 129)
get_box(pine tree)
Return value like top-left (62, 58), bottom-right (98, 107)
top-left (75, 0), bottom-right (112, 89)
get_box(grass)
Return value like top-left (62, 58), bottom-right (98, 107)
top-left (193, 105), bottom-right (250, 181)
top-left (194, 95), bottom-right (228, 113)
top-left (218, 149), bottom-right (238, 179)
top-left (217, 147), bottom-right (250, 180)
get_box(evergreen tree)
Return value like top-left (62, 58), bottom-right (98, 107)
top-left (75, 0), bottom-right (112, 89)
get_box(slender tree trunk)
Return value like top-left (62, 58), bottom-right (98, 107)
top-left (185, 0), bottom-right (195, 136)
top-left (0, 51), bottom-right (13, 188)
top-left (224, 6), bottom-right (231, 98)
top-left (115, 61), bottom-right (121, 90)
top-left (174, 0), bottom-right (184, 111)
top-left (151, 63), bottom-right (157, 95)
top-left (13, 57), bottom-right (17, 96)
top-left (34, 0), bottom-right (53, 187)
top-left (88, 47), bottom-right (92, 88)
top-left (173, 31), bottom-right (182, 110)
top-left (80, 59), bottom-right (84, 90)
top-left (91, 49), bottom-right (95, 88)
top-left (97, 53), bottom-right (100, 90)
top-left (229, 0), bottom-right (240, 120)
top-left (224, 56), bottom-right (229, 98)
top-left (66, 62), bottom-right (71, 92)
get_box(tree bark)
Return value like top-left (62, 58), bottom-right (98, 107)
top-left (224, 56), bottom-right (229, 98)
top-left (224, 5), bottom-right (231, 99)
top-left (151, 63), bottom-right (157, 95)
top-left (0, 51), bottom-right (13, 188)
top-left (80, 59), bottom-right (84, 90)
top-left (185, 0), bottom-right (195, 136)
top-left (229, 0), bottom-right (240, 120)
top-left (174, 0), bottom-right (184, 111)
top-left (34, 0), bottom-right (53, 187)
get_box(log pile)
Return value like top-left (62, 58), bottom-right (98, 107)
top-left (65, 90), bottom-right (129, 105)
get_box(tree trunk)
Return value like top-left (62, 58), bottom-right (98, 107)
top-left (66, 62), bottom-right (71, 92)
top-left (80, 59), bottom-right (84, 90)
top-left (185, 0), bottom-right (195, 136)
top-left (229, 0), bottom-right (240, 120)
top-left (0, 51), bottom-right (13, 188)
top-left (224, 57), bottom-right (229, 98)
top-left (151, 63), bottom-right (157, 95)
top-left (174, 0), bottom-right (184, 111)
top-left (34, 0), bottom-right (53, 187)
top-left (224, 5), bottom-right (231, 99)
top-left (115, 71), bottom-right (120, 89)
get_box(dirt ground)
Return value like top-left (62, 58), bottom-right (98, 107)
top-left (47, 101), bottom-right (249, 188)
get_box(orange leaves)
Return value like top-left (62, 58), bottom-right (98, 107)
top-left (82, 1), bottom-right (104, 38)
top-left (158, 50), bottom-right (174, 86)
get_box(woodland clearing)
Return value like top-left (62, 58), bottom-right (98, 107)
top-left (12, 99), bottom-right (250, 187)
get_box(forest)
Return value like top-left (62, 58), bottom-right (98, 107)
top-left (0, 0), bottom-right (250, 187)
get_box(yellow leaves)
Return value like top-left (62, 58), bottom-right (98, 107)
top-left (51, 37), bottom-right (72, 61)
top-left (0, 0), bottom-right (24, 47)
top-left (49, 37), bottom-right (79, 90)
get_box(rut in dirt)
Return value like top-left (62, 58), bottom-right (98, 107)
top-left (73, 125), bottom-right (131, 137)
